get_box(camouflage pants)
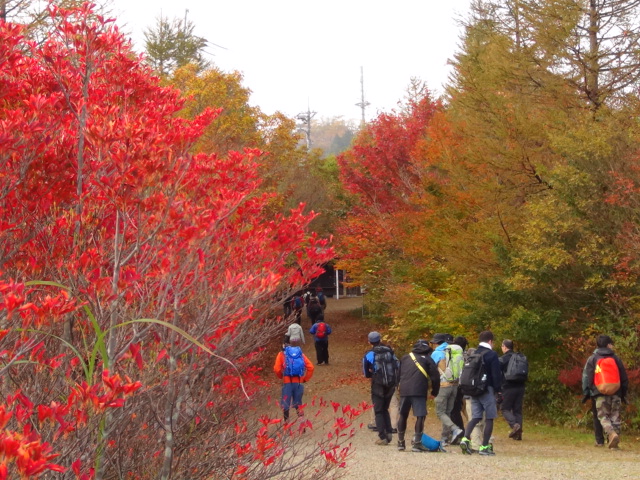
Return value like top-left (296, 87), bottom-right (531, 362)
top-left (595, 395), bottom-right (621, 435)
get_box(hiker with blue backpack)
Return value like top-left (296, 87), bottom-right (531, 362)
top-left (430, 333), bottom-right (465, 447)
top-left (274, 343), bottom-right (315, 421)
top-left (363, 331), bottom-right (399, 446)
top-left (309, 317), bottom-right (332, 365)
top-left (499, 339), bottom-right (528, 441)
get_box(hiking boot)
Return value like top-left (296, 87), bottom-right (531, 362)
top-left (509, 423), bottom-right (521, 439)
top-left (387, 433), bottom-right (393, 442)
top-left (459, 437), bottom-right (472, 455)
top-left (375, 437), bottom-right (389, 446)
top-left (608, 432), bottom-right (620, 449)
top-left (478, 444), bottom-right (495, 456)
top-left (397, 440), bottom-right (406, 451)
top-left (451, 427), bottom-right (464, 445)
top-left (594, 442), bottom-right (605, 447)
top-left (440, 437), bottom-right (449, 447)
top-left (411, 441), bottom-right (430, 452)
top-left (367, 423), bottom-right (378, 432)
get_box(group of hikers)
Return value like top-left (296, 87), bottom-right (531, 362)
top-left (273, 294), bottom-right (629, 453)
top-left (362, 330), bottom-right (628, 455)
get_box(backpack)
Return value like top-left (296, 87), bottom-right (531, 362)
top-left (315, 322), bottom-right (328, 339)
top-left (283, 346), bottom-right (306, 377)
top-left (504, 352), bottom-right (529, 383)
top-left (594, 356), bottom-right (620, 395)
top-left (439, 346), bottom-right (464, 382)
top-left (292, 296), bottom-right (303, 310)
top-left (372, 345), bottom-right (398, 387)
top-left (459, 350), bottom-right (487, 396)
top-left (317, 291), bottom-right (326, 307)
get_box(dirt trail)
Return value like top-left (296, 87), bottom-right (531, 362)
top-left (268, 297), bottom-right (640, 480)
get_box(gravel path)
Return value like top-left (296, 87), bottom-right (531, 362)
top-left (288, 296), bottom-right (640, 480)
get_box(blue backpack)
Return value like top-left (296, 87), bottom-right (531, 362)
top-left (284, 346), bottom-right (306, 377)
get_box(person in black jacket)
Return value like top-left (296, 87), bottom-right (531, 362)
top-left (499, 339), bottom-right (525, 440)
top-left (459, 330), bottom-right (502, 456)
top-left (396, 339), bottom-right (440, 452)
top-left (582, 335), bottom-right (628, 449)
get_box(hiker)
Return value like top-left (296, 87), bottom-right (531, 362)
top-left (582, 334), bottom-right (628, 449)
top-left (307, 296), bottom-right (323, 325)
top-left (450, 336), bottom-right (468, 433)
top-left (309, 317), bottom-right (332, 365)
top-left (284, 320), bottom-right (305, 346)
top-left (274, 343), bottom-right (315, 421)
top-left (463, 346), bottom-right (485, 453)
top-left (316, 286), bottom-right (327, 310)
top-left (290, 294), bottom-right (304, 324)
top-left (499, 339), bottom-right (526, 440)
top-left (396, 339), bottom-right (440, 452)
top-left (430, 333), bottom-right (464, 447)
top-left (459, 330), bottom-right (502, 456)
top-left (363, 331), bottom-right (399, 445)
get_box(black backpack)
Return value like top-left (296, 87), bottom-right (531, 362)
top-left (459, 350), bottom-right (487, 396)
top-left (372, 345), bottom-right (398, 387)
top-left (504, 352), bottom-right (528, 383)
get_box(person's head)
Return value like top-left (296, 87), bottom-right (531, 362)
top-left (478, 330), bottom-right (494, 345)
top-left (444, 333), bottom-right (454, 343)
top-left (429, 333), bottom-right (447, 346)
top-left (453, 336), bottom-right (468, 350)
top-left (412, 339), bottom-right (432, 354)
top-left (502, 339), bottom-right (514, 352)
top-left (596, 335), bottom-right (614, 349)
top-left (368, 331), bottom-right (381, 346)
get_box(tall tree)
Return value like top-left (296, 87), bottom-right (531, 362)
top-left (144, 14), bottom-right (209, 76)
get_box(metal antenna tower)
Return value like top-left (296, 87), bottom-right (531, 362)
top-left (296, 103), bottom-right (317, 149)
top-left (355, 66), bottom-right (370, 125)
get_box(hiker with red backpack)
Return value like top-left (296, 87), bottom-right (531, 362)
top-left (309, 316), bottom-right (332, 365)
top-left (274, 343), bottom-right (315, 421)
top-left (582, 335), bottom-right (628, 449)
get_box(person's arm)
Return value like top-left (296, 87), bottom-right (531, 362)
top-left (616, 356), bottom-right (629, 400)
top-left (326, 325), bottom-right (332, 335)
top-left (363, 351), bottom-right (373, 378)
top-left (426, 357), bottom-right (440, 396)
top-left (274, 352), bottom-right (284, 379)
top-left (309, 323), bottom-right (317, 335)
top-left (489, 353), bottom-right (502, 393)
top-left (582, 356), bottom-right (595, 397)
top-left (303, 355), bottom-right (315, 382)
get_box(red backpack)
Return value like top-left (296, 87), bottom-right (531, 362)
top-left (315, 322), bottom-right (327, 339)
top-left (594, 357), bottom-right (620, 395)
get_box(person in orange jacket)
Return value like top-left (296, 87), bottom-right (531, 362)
top-left (274, 344), bottom-right (315, 421)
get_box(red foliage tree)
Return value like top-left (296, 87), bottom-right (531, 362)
top-left (0, 5), bottom-right (358, 479)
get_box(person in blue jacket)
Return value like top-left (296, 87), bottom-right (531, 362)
top-left (309, 316), bottom-right (332, 365)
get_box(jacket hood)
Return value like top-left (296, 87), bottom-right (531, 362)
top-left (595, 347), bottom-right (615, 356)
top-left (435, 342), bottom-right (449, 352)
top-left (412, 341), bottom-right (432, 355)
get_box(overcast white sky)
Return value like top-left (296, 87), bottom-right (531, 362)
top-left (109, 0), bottom-right (472, 123)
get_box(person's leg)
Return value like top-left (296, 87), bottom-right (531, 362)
top-left (382, 386), bottom-right (394, 439)
top-left (513, 385), bottom-right (525, 438)
top-left (396, 396), bottom-right (412, 448)
top-left (281, 383), bottom-right (293, 421)
top-left (371, 384), bottom-right (387, 441)
top-left (591, 398), bottom-right (605, 445)
top-left (501, 386), bottom-right (517, 428)
top-left (291, 383), bottom-right (305, 417)
top-left (389, 390), bottom-right (399, 430)
top-left (323, 340), bottom-right (329, 364)
top-left (479, 387), bottom-right (498, 454)
top-left (314, 340), bottom-right (322, 364)
top-left (435, 385), bottom-right (455, 441)
top-left (451, 387), bottom-right (465, 430)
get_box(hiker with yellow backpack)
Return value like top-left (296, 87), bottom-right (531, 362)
top-left (396, 340), bottom-right (440, 452)
top-left (582, 335), bottom-right (628, 449)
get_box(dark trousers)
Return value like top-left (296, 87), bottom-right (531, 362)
top-left (315, 339), bottom-right (329, 364)
top-left (592, 398), bottom-right (605, 444)
top-left (371, 383), bottom-right (395, 440)
top-left (502, 384), bottom-right (525, 428)
top-left (451, 387), bottom-right (465, 430)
